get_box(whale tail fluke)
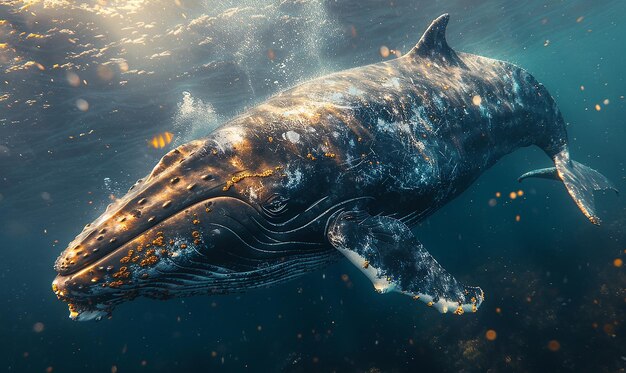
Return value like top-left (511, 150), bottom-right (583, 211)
top-left (519, 150), bottom-right (617, 225)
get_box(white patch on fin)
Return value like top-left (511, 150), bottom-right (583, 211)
top-left (336, 247), bottom-right (395, 293)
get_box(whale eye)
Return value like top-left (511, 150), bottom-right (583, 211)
top-left (262, 194), bottom-right (289, 216)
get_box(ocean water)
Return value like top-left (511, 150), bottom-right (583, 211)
top-left (0, 0), bottom-right (625, 372)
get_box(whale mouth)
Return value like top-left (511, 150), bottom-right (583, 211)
top-left (52, 194), bottom-right (333, 321)
top-left (51, 195), bottom-right (226, 320)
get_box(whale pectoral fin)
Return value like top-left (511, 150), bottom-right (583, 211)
top-left (327, 211), bottom-right (484, 314)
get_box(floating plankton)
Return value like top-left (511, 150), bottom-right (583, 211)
top-left (150, 132), bottom-right (174, 149)
top-left (547, 340), bottom-right (561, 352)
top-left (379, 46), bottom-right (390, 58)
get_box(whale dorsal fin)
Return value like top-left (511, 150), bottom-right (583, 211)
top-left (408, 14), bottom-right (465, 67)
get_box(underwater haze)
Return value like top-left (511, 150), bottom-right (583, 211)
top-left (1, 0), bottom-right (625, 372)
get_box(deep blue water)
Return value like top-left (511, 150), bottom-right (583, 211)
top-left (1, 0), bottom-right (625, 372)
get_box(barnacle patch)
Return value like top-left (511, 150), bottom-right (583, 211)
top-left (222, 169), bottom-right (275, 191)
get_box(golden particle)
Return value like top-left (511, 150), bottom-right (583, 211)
top-left (379, 46), bottom-right (390, 58)
top-left (268, 136), bottom-right (273, 143)
top-left (76, 99), bottom-right (89, 111)
top-left (517, 190), bottom-right (524, 197)
top-left (495, 307), bottom-right (501, 314)
top-left (509, 191), bottom-right (517, 199)
top-left (613, 258), bottom-right (623, 267)
top-left (362, 260), bottom-right (369, 269)
top-left (427, 301), bottom-right (433, 307)
top-left (33, 322), bottom-right (44, 333)
top-left (180, 244), bottom-right (187, 249)
top-left (150, 132), bottom-right (173, 149)
top-left (97, 65), bottom-right (114, 81)
top-left (595, 104), bottom-right (601, 111)
top-left (547, 340), bottom-right (560, 352)
top-left (495, 191), bottom-right (501, 198)
top-left (485, 329), bottom-right (497, 341)
top-left (192, 231), bottom-right (200, 238)
top-left (193, 219), bottom-right (200, 225)
top-left (603, 323), bottom-right (615, 335)
top-left (515, 215), bottom-right (521, 222)
top-left (472, 95), bottom-right (482, 106)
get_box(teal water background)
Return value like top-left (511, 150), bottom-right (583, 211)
top-left (0, 1), bottom-right (625, 371)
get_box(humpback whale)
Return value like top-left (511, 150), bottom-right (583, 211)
top-left (52, 14), bottom-right (616, 321)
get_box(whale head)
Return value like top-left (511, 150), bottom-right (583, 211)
top-left (52, 125), bottom-right (335, 321)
